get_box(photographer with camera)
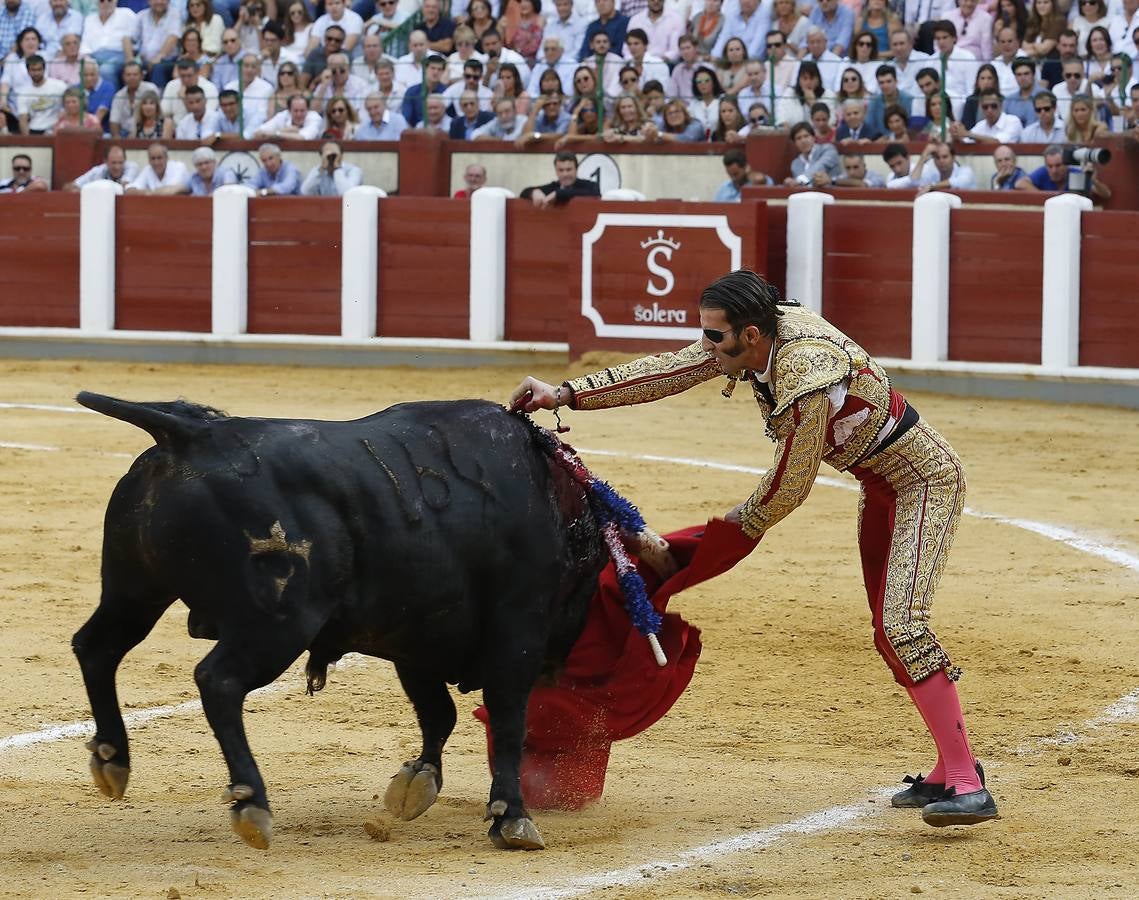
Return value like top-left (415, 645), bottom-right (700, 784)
top-left (300, 140), bottom-right (363, 196)
top-left (1027, 143), bottom-right (1112, 201)
top-left (236, 0), bottom-right (267, 54)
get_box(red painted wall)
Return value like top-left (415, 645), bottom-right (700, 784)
top-left (947, 208), bottom-right (1043, 364)
top-left (377, 197), bottom-right (470, 338)
top-left (1079, 210), bottom-right (1139, 368)
top-left (821, 204), bottom-right (912, 359)
top-left (0, 193), bottom-right (80, 327)
top-left (247, 197), bottom-right (341, 335)
top-left (115, 196), bottom-right (212, 332)
top-left (505, 200), bottom-right (569, 343)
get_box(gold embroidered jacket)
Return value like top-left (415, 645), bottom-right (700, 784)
top-left (566, 306), bottom-right (892, 539)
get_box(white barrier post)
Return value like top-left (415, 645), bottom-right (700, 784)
top-left (340, 185), bottom-right (387, 339)
top-left (910, 191), bottom-right (962, 363)
top-left (212, 185), bottom-right (253, 335)
top-left (79, 180), bottom-right (122, 332)
top-left (1041, 193), bottom-right (1092, 369)
top-left (785, 191), bottom-right (833, 313)
top-left (468, 187), bottom-right (514, 342)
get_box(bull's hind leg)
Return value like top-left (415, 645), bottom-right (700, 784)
top-left (72, 591), bottom-right (174, 800)
top-left (384, 664), bottom-right (456, 821)
top-left (480, 636), bottom-right (546, 851)
top-left (193, 635), bottom-right (310, 850)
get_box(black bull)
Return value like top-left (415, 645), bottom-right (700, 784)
top-left (72, 393), bottom-right (608, 851)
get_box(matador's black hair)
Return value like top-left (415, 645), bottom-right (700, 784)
top-left (698, 269), bottom-right (799, 338)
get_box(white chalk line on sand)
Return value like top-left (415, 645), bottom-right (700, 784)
top-left (0, 655), bottom-right (369, 756)
top-left (2, 409), bottom-right (1138, 896)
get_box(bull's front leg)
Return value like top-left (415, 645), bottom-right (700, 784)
top-left (383, 664), bottom-right (455, 821)
top-left (481, 652), bottom-right (546, 851)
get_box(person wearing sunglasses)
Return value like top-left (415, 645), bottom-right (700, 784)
top-left (364, 0), bottom-right (409, 38)
top-left (302, 24), bottom-right (347, 89)
top-left (1019, 88), bottom-right (1065, 142)
top-left (510, 268), bottom-right (1001, 829)
top-left (950, 88), bottom-right (1022, 143)
top-left (0, 153), bottom-right (47, 192)
top-left (312, 51), bottom-right (369, 118)
top-left (1051, 58), bottom-right (1104, 121)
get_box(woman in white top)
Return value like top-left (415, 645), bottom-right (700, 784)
top-left (775, 60), bottom-right (837, 125)
top-left (687, 64), bottom-right (722, 138)
top-left (1071, 0), bottom-right (1124, 56)
top-left (283, 0), bottom-right (314, 60)
top-left (185, 0), bottom-right (225, 56)
top-left (0, 28), bottom-right (42, 125)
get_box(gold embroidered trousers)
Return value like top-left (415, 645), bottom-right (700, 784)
top-left (851, 420), bottom-right (967, 687)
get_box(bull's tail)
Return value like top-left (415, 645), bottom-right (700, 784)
top-left (76, 391), bottom-right (228, 449)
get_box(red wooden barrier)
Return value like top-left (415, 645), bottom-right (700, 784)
top-left (821, 203), bottom-right (912, 359)
top-left (115, 196), bottom-right (212, 332)
top-left (0, 193), bottom-right (80, 327)
top-left (505, 200), bottom-right (570, 343)
top-left (377, 197), bottom-right (470, 338)
top-left (1079, 210), bottom-right (1139, 368)
top-left (947, 208), bottom-right (1043, 364)
top-left (247, 197), bottom-right (341, 335)
top-left (763, 202), bottom-right (787, 294)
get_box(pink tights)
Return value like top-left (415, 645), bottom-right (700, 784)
top-left (906, 670), bottom-right (984, 793)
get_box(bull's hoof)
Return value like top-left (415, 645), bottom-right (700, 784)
top-left (86, 739), bottom-right (129, 799)
top-left (383, 763), bottom-right (439, 821)
top-left (230, 805), bottom-right (273, 850)
top-left (488, 816), bottom-right (545, 851)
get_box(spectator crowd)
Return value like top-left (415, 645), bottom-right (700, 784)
top-left (0, 0), bottom-right (1134, 195)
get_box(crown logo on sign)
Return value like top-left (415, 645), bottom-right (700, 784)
top-left (640, 229), bottom-right (681, 250)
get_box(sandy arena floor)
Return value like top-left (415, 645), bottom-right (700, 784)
top-left (0, 357), bottom-right (1137, 900)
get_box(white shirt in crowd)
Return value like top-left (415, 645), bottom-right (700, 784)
top-left (311, 8), bottom-right (365, 43)
top-left (129, 159), bottom-right (189, 192)
top-left (257, 108), bottom-right (324, 140)
top-left (224, 75), bottom-right (274, 132)
top-left (80, 7), bottom-right (137, 55)
top-left (73, 159), bottom-right (141, 187)
top-left (917, 158), bottom-right (977, 189)
top-left (19, 77), bottom-right (67, 131)
top-left (161, 77), bottom-right (219, 120)
top-left (968, 111), bottom-right (1022, 143)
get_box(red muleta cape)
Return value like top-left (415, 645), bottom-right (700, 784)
top-left (474, 517), bottom-right (758, 809)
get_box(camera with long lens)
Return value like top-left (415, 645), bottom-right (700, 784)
top-left (1061, 146), bottom-right (1111, 166)
top-left (1061, 146), bottom-right (1111, 196)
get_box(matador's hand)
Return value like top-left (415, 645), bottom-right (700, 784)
top-left (723, 502), bottom-right (744, 524)
top-left (509, 376), bottom-right (560, 412)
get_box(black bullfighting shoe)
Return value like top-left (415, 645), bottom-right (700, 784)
top-left (891, 761), bottom-right (986, 809)
top-left (921, 785), bottom-right (1000, 827)
top-left (890, 773), bottom-right (946, 808)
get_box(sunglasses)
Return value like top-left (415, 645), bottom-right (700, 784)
top-left (621, 76), bottom-right (637, 84)
top-left (12, 164), bottom-right (30, 172)
top-left (857, 40), bottom-right (872, 46)
top-left (1064, 72), bottom-right (1082, 78)
top-left (749, 116), bottom-right (764, 124)
top-left (766, 42), bottom-right (782, 49)
top-left (326, 35), bottom-right (344, 42)
top-left (1034, 105), bottom-right (1053, 111)
top-left (702, 326), bottom-right (734, 343)
top-left (981, 102), bottom-right (999, 109)
top-left (331, 66), bottom-right (347, 72)
top-left (280, 67), bottom-right (296, 74)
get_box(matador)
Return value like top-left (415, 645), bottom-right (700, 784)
top-left (511, 269), bottom-right (999, 827)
